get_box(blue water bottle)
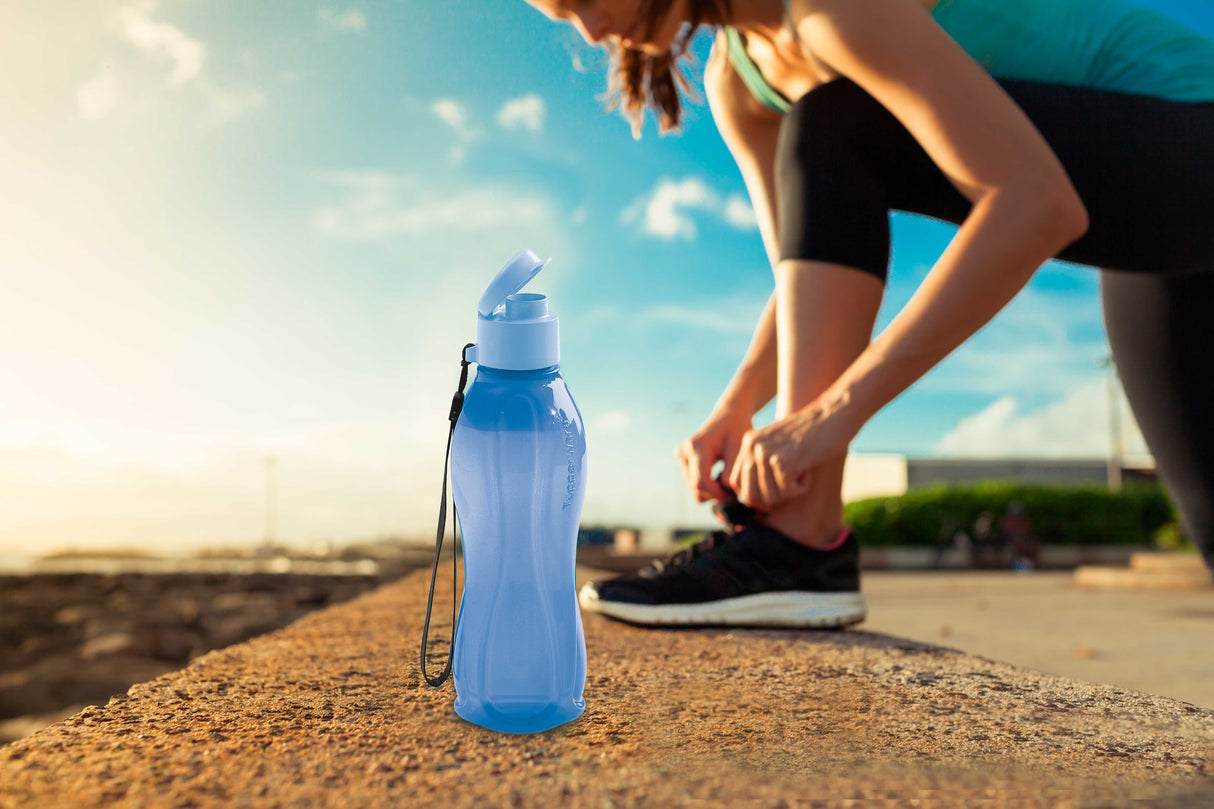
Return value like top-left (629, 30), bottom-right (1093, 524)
top-left (420, 249), bottom-right (588, 734)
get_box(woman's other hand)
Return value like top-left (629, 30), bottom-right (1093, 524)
top-left (727, 391), bottom-right (857, 511)
top-left (675, 406), bottom-right (753, 503)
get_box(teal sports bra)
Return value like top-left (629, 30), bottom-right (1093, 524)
top-left (724, 0), bottom-right (1214, 113)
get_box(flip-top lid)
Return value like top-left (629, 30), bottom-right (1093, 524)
top-left (476, 248), bottom-right (550, 318)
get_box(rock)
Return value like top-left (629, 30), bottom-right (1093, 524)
top-left (0, 570), bottom-right (400, 742)
top-left (82, 617), bottom-right (137, 642)
top-left (212, 592), bottom-right (279, 613)
top-left (54, 606), bottom-right (91, 626)
top-left (17, 635), bottom-right (65, 659)
top-left (80, 634), bottom-right (136, 660)
top-left (153, 628), bottom-right (204, 663)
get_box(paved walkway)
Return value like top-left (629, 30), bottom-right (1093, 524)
top-left (1, 569), bottom-right (1212, 808)
top-left (857, 570), bottom-right (1214, 710)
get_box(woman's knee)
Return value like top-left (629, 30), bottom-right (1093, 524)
top-left (774, 258), bottom-right (888, 291)
top-left (776, 80), bottom-right (894, 278)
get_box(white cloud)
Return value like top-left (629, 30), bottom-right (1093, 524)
top-left (913, 285), bottom-right (1107, 398)
top-left (637, 303), bottom-right (759, 335)
top-left (313, 171), bottom-right (556, 240)
top-left (620, 177), bottom-right (756, 240)
top-left (571, 205), bottom-right (588, 225)
top-left (196, 77), bottom-right (265, 128)
top-left (117, 0), bottom-right (205, 86)
top-left (318, 7), bottom-right (367, 32)
top-left (431, 98), bottom-right (483, 163)
top-left (932, 376), bottom-right (1150, 459)
top-left (496, 94), bottom-right (545, 134)
top-left (722, 194), bottom-right (757, 230)
top-left (594, 410), bottom-right (632, 433)
top-left (87, 1), bottom-right (261, 126)
top-left (432, 98), bottom-right (469, 131)
top-left (620, 177), bottom-right (719, 240)
top-left (77, 68), bottom-right (118, 120)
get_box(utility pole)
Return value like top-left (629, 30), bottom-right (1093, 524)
top-left (1096, 355), bottom-right (1122, 492)
top-left (265, 454), bottom-right (278, 543)
top-left (674, 400), bottom-right (689, 531)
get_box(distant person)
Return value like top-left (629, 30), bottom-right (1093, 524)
top-left (519, 0), bottom-right (1214, 626)
top-left (931, 519), bottom-right (971, 570)
top-left (1000, 501), bottom-right (1039, 569)
top-left (970, 510), bottom-right (1006, 569)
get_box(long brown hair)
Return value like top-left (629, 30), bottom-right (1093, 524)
top-left (603, 0), bottom-right (733, 139)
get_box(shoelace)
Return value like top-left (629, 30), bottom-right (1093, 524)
top-left (641, 474), bottom-right (760, 575)
top-left (711, 473), bottom-right (762, 532)
top-left (644, 528), bottom-right (742, 574)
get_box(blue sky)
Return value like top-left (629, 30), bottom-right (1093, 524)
top-left (0, 0), bottom-right (1210, 554)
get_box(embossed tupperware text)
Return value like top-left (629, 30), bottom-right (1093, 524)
top-left (561, 413), bottom-right (577, 509)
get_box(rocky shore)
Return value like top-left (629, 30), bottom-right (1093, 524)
top-left (0, 562), bottom-right (423, 745)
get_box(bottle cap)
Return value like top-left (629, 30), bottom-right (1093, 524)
top-left (477, 249), bottom-right (550, 317)
top-left (472, 249), bottom-right (560, 371)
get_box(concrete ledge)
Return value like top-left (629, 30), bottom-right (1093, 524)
top-left (1076, 552), bottom-right (1213, 591)
top-left (2, 569), bottom-right (1213, 807)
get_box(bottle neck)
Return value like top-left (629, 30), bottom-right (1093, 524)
top-left (476, 363), bottom-right (559, 379)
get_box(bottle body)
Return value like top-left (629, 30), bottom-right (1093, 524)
top-left (449, 363), bottom-right (588, 733)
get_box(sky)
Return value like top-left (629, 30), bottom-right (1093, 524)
top-left (1, 0), bottom-right (1210, 556)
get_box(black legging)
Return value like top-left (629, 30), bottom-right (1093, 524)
top-left (775, 77), bottom-right (1214, 570)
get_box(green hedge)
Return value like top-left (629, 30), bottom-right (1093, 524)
top-left (841, 482), bottom-right (1179, 548)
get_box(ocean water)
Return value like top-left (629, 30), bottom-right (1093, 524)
top-left (0, 553), bottom-right (380, 577)
top-left (0, 553), bottom-right (34, 575)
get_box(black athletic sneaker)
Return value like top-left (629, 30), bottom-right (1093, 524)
top-left (577, 520), bottom-right (867, 628)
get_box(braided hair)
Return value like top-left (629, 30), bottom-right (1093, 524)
top-left (602, 0), bottom-right (733, 138)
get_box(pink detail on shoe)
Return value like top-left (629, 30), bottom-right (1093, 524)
top-left (819, 527), bottom-right (852, 551)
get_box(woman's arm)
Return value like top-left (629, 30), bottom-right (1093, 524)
top-left (703, 31), bottom-right (785, 418)
top-left (715, 292), bottom-right (778, 418)
top-left (789, 0), bottom-right (1089, 435)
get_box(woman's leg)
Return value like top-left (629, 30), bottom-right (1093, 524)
top-left (763, 82), bottom-right (891, 548)
top-left (996, 84), bottom-right (1214, 568)
top-left (765, 259), bottom-right (884, 548)
top-left (1100, 270), bottom-right (1214, 570)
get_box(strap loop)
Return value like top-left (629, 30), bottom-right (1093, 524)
top-left (420, 342), bottom-right (475, 688)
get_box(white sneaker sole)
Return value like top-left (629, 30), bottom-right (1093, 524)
top-left (578, 584), bottom-right (866, 628)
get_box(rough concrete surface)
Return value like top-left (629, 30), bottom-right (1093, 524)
top-left (2, 568), bottom-right (1213, 808)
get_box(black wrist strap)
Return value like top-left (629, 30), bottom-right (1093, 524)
top-left (420, 342), bottom-right (475, 688)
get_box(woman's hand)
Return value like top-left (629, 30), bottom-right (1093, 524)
top-left (675, 406), bottom-right (754, 504)
top-left (727, 391), bottom-right (857, 511)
